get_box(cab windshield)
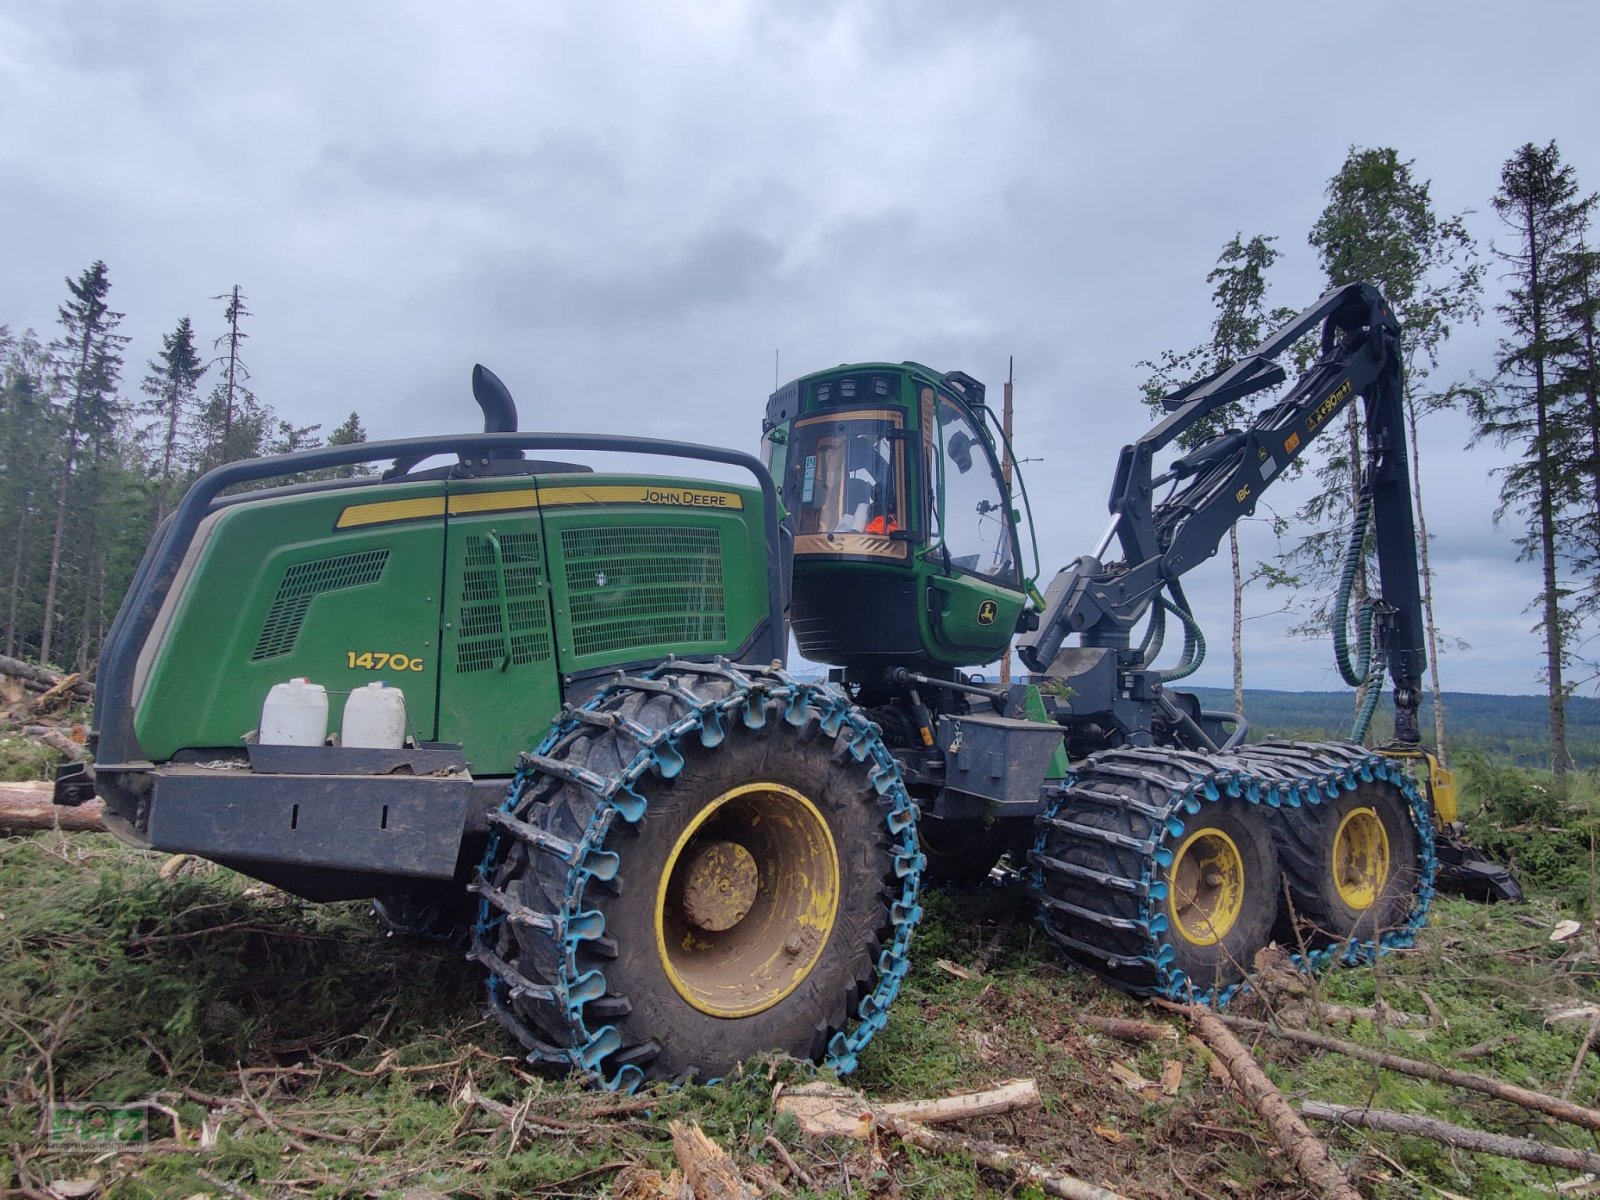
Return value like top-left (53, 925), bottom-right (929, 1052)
top-left (787, 409), bottom-right (907, 560)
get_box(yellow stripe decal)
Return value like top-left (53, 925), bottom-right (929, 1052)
top-left (335, 496), bottom-right (448, 528)
top-left (337, 484), bottom-right (744, 528)
top-left (447, 489), bottom-right (541, 515)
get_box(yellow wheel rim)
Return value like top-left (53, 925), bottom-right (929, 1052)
top-left (1332, 806), bottom-right (1390, 911)
top-left (654, 782), bottom-right (839, 1018)
top-left (1167, 827), bottom-right (1245, 947)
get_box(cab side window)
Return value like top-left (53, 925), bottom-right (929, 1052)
top-left (935, 397), bottom-right (1017, 585)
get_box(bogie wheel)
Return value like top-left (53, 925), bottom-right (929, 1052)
top-left (1270, 779), bottom-right (1421, 949)
top-left (1030, 748), bottom-right (1280, 1002)
top-left (472, 664), bottom-right (922, 1089)
top-left (1160, 806), bottom-right (1278, 989)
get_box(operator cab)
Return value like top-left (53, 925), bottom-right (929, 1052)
top-left (763, 364), bottom-right (1029, 672)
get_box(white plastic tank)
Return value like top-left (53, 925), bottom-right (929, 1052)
top-left (341, 681), bottom-right (409, 750)
top-left (260, 678), bottom-right (329, 746)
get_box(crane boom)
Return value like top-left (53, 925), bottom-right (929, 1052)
top-left (1017, 282), bottom-right (1425, 745)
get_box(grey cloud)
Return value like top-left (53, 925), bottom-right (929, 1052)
top-left (4, 1), bottom-right (1600, 694)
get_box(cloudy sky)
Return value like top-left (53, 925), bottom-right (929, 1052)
top-left (4, 1), bottom-right (1598, 696)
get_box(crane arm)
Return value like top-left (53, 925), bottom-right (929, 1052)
top-left (1017, 283), bottom-right (1425, 744)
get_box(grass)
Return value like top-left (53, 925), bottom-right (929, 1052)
top-left (0, 732), bottom-right (61, 782)
top-left (4, 831), bottom-right (1600, 1198)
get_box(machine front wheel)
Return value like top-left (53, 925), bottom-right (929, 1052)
top-left (472, 666), bottom-right (923, 1087)
top-left (1030, 749), bottom-right (1280, 1001)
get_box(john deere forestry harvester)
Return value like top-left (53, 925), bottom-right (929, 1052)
top-left (56, 282), bottom-right (1517, 1089)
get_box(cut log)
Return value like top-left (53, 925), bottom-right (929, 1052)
top-left (1078, 1014), bottom-right (1179, 1043)
top-left (1302, 1100), bottom-right (1600, 1174)
top-left (877, 1113), bottom-right (1132, 1200)
top-left (777, 1078), bottom-right (1041, 1138)
top-left (0, 781), bottom-right (104, 834)
top-left (0, 655), bottom-right (93, 697)
top-left (1159, 1001), bottom-right (1600, 1134)
top-left (1176, 1004), bottom-right (1361, 1200)
top-left (670, 1120), bottom-right (755, 1200)
top-left (878, 1078), bottom-right (1041, 1124)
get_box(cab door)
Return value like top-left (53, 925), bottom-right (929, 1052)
top-left (922, 392), bottom-right (1027, 665)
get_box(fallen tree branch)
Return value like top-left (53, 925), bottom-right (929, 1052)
top-left (23, 672), bottom-right (85, 715)
top-left (762, 1134), bottom-right (817, 1192)
top-left (1156, 1001), bottom-right (1600, 1134)
top-left (16, 724), bottom-right (88, 760)
top-left (1565, 1009), bottom-right (1600, 1100)
top-left (1316, 1002), bottom-right (1429, 1029)
top-left (877, 1112), bottom-right (1132, 1200)
top-left (0, 782), bottom-right (104, 834)
top-left (1459, 1034), bottom-right (1521, 1060)
top-left (1175, 1004), bottom-right (1362, 1200)
top-left (1302, 1100), bottom-right (1600, 1174)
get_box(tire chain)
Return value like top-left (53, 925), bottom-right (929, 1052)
top-left (470, 658), bottom-right (925, 1091)
top-left (1029, 739), bottom-right (1437, 1007)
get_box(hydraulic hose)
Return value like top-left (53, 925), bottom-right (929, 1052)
top-left (1140, 597), bottom-right (1167, 665)
top-left (1332, 483), bottom-right (1388, 742)
top-left (1333, 487), bottom-right (1375, 688)
top-left (1156, 585), bottom-right (1206, 683)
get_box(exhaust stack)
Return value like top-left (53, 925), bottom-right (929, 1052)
top-left (472, 364), bottom-right (524, 460)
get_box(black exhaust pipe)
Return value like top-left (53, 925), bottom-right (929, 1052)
top-left (472, 364), bottom-right (524, 460)
top-left (384, 364), bottom-right (525, 478)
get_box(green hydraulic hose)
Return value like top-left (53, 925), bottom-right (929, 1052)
top-left (1332, 484), bottom-right (1388, 742)
top-left (1140, 597), bottom-right (1167, 665)
top-left (1157, 592), bottom-right (1206, 683)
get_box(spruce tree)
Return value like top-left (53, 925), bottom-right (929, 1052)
top-left (41, 261), bottom-right (126, 667)
top-left (1474, 141), bottom-right (1593, 780)
top-left (202, 285), bottom-right (257, 467)
top-left (0, 329), bottom-right (58, 657)
top-left (325, 411), bottom-right (373, 478)
top-left (141, 316), bottom-right (207, 522)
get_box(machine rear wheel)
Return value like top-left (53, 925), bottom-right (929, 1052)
top-left (1271, 781), bottom-right (1421, 948)
top-left (472, 666), bottom-right (923, 1088)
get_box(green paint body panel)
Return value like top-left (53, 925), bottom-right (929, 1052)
top-left (134, 473), bottom-right (769, 775)
top-left (441, 475), bottom-right (767, 771)
top-left (923, 570), bottom-right (1028, 666)
top-left (136, 482), bottom-right (447, 761)
top-left (1020, 684), bottom-right (1070, 780)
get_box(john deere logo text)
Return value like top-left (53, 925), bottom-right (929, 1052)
top-left (977, 600), bottom-right (998, 626)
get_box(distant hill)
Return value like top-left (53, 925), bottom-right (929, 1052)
top-left (1182, 687), bottom-right (1598, 768)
